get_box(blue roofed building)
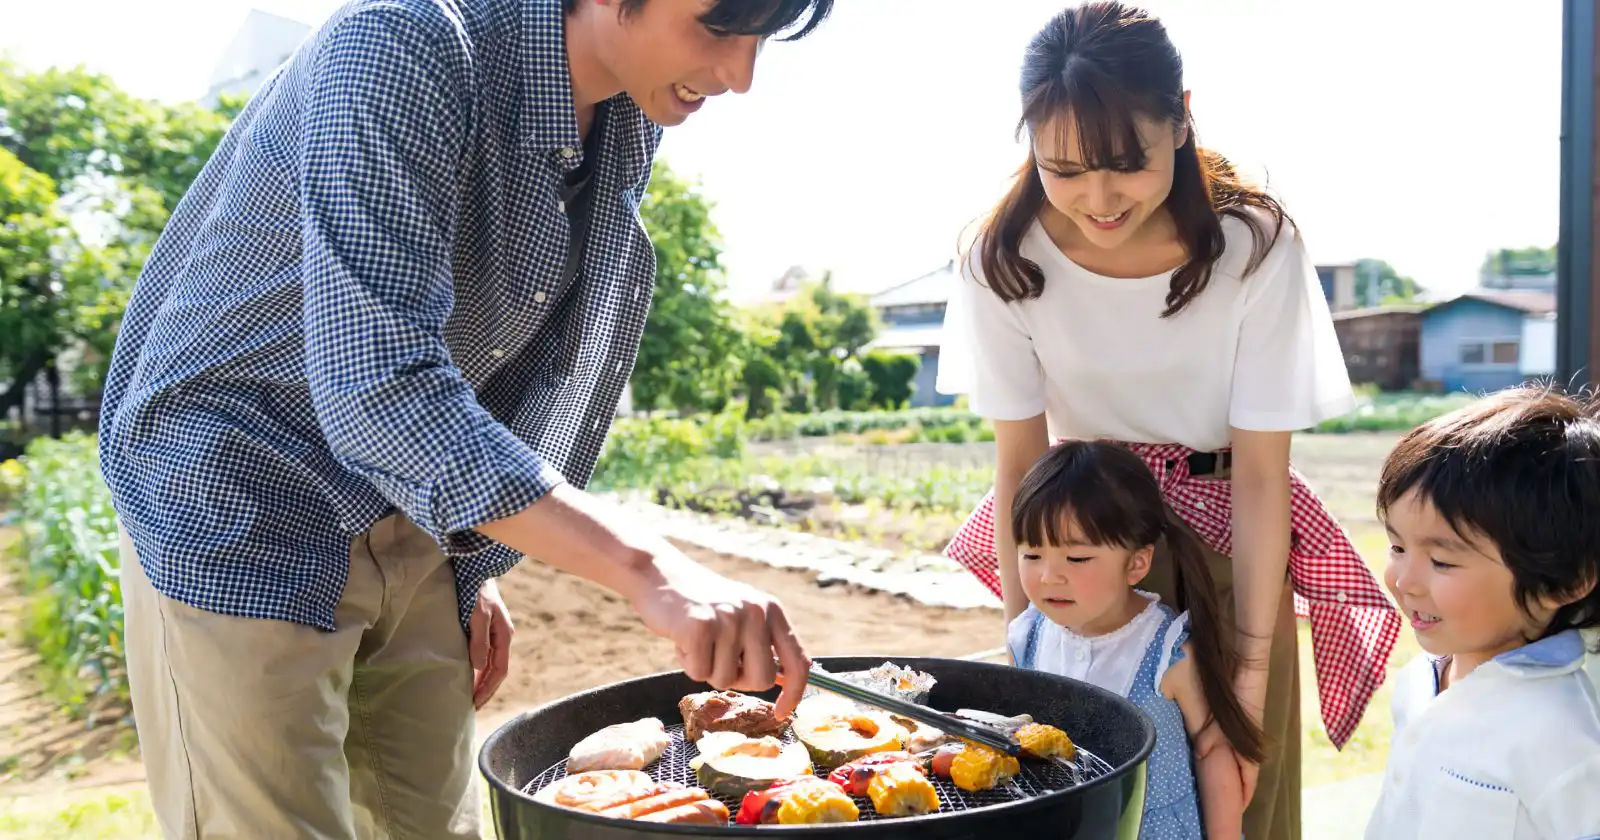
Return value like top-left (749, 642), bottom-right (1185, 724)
top-left (1418, 290), bottom-right (1557, 393)
top-left (864, 261), bottom-right (958, 408)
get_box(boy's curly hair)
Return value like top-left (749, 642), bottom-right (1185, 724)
top-left (1378, 384), bottom-right (1600, 641)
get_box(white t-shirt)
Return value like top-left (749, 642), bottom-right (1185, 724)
top-left (937, 212), bottom-right (1356, 452)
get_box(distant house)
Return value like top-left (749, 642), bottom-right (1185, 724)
top-left (865, 261), bottom-right (957, 408)
top-left (1317, 263), bottom-right (1360, 313)
top-left (1418, 290), bottom-right (1557, 393)
top-left (200, 9), bottom-right (313, 108)
top-left (1332, 305), bottom-right (1422, 391)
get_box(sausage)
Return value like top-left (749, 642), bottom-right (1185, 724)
top-left (579, 781), bottom-right (684, 813)
top-left (635, 799), bottom-right (732, 825)
top-left (597, 787), bottom-right (710, 820)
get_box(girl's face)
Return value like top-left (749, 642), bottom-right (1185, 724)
top-left (1031, 105), bottom-right (1187, 253)
top-left (1382, 489), bottom-right (1557, 679)
top-left (1019, 518), bottom-right (1153, 637)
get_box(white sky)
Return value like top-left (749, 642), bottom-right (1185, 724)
top-left (0, 0), bottom-right (1565, 300)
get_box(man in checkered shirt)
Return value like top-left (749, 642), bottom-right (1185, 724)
top-left (97, 0), bottom-right (833, 835)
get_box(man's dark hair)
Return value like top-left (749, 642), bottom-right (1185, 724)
top-left (1378, 384), bottom-right (1600, 642)
top-left (561, 0), bottom-right (833, 41)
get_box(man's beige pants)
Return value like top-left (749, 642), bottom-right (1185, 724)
top-left (119, 514), bottom-right (481, 839)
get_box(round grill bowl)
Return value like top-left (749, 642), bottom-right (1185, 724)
top-left (479, 656), bottom-right (1154, 839)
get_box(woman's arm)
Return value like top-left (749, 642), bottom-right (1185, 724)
top-left (992, 415), bottom-right (1051, 624)
top-left (1164, 649), bottom-right (1245, 840)
top-left (1226, 427), bottom-right (1293, 798)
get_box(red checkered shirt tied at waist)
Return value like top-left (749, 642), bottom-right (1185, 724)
top-left (943, 440), bottom-right (1401, 750)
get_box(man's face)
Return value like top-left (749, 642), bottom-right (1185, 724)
top-left (586, 0), bottom-right (766, 127)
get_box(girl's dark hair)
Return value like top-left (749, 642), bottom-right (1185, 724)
top-left (562, 0), bottom-right (833, 41)
top-left (1378, 385), bottom-right (1600, 643)
top-left (1012, 440), bottom-right (1267, 763)
top-left (973, 1), bottom-right (1290, 318)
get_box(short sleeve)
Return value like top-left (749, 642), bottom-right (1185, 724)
top-left (1154, 612), bottom-right (1191, 689)
top-left (1229, 227), bottom-right (1357, 431)
top-left (935, 248), bottom-right (1047, 420)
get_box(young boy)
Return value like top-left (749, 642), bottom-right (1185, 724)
top-left (1365, 386), bottom-right (1600, 839)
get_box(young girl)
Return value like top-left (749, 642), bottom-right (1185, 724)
top-left (935, 4), bottom-right (1401, 835)
top-left (1007, 440), bottom-right (1264, 840)
top-left (1365, 387), bottom-right (1600, 839)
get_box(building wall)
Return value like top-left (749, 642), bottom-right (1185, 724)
top-left (909, 350), bottom-right (950, 407)
top-left (1333, 312), bottom-right (1420, 390)
top-left (1419, 300), bottom-right (1534, 393)
top-left (1520, 314), bottom-right (1557, 377)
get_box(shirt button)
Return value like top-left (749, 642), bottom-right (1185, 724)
top-left (614, 360), bottom-right (623, 373)
top-left (559, 147), bottom-right (576, 159)
top-left (490, 348), bottom-right (506, 359)
top-left (1074, 649), bottom-right (1087, 662)
top-left (1195, 501), bottom-right (1206, 510)
top-left (1336, 591), bottom-right (1348, 603)
top-left (534, 291), bottom-right (547, 304)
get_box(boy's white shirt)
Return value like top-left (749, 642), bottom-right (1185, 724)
top-left (1364, 630), bottom-right (1600, 840)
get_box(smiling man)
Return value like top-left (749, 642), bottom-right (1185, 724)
top-left (96, 0), bottom-right (832, 837)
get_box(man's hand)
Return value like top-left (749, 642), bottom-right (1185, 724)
top-left (626, 550), bottom-right (811, 719)
top-left (469, 578), bottom-right (514, 710)
top-left (474, 483), bottom-right (811, 716)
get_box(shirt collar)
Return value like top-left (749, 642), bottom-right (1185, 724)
top-left (518, 0), bottom-right (659, 187)
top-left (1494, 628), bottom-right (1588, 675)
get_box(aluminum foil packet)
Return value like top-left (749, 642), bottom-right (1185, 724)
top-left (804, 661), bottom-right (938, 706)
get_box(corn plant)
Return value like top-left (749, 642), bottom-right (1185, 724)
top-left (11, 433), bottom-right (127, 715)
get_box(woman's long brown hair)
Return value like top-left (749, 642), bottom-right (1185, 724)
top-left (1011, 441), bottom-right (1268, 763)
top-left (973, 1), bottom-right (1290, 318)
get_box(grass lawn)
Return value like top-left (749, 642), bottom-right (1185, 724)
top-left (0, 786), bottom-right (159, 839)
top-left (1299, 525), bottom-right (1420, 788)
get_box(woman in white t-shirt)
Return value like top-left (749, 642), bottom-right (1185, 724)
top-left (936, 4), bottom-right (1403, 838)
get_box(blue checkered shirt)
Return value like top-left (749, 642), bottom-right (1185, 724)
top-left (97, 0), bottom-right (662, 633)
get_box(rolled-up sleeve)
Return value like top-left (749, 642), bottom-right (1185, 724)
top-left (298, 10), bottom-right (563, 551)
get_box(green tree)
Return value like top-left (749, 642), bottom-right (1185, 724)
top-left (0, 148), bottom-right (77, 390)
top-left (738, 275), bottom-right (881, 415)
top-left (861, 350), bottom-right (919, 409)
top-left (631, 160), bottom-right (745, 414)
top-left (0, 61), bottom-right (237, 406)
top-left (1480, 246), bottom-right (1557, 282)
top-left (1352, 259), bottom-right (1422, 306)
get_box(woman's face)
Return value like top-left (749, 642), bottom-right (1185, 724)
top-left (1032, 109), bottom-right (1186, 252)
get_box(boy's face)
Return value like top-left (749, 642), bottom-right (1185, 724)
top-left (582, 0), bottom-right (767, 127)
top-left (1382, 489), bottom-right (1553, 677)
top-left (1018, 518), bottom-right (1153, 637)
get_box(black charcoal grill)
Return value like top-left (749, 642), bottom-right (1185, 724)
top-left (479, 655), bottom-right (1155, 839)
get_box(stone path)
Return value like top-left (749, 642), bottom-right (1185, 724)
top-left (610, 492), bottom-right (999, 609)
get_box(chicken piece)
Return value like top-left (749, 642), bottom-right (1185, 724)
top-left (566, 718), bottom-right (672, 773)
top-left (679, 690), bottom-right (787, 742)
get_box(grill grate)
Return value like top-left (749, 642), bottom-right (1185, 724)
top-left (522, 723), bottom-right (1118, 824)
